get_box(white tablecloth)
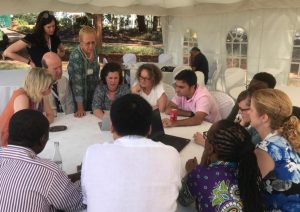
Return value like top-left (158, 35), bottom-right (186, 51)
top-left (39, 113), bottom-right (210, 176)
top-left (38, 113), bottom-right (210, 212)
top-left (0, 69), bottom-right (28, 114)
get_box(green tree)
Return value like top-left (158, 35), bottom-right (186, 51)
top-left (13, 13), bottom-right (37, 25)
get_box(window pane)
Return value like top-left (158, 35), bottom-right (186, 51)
top-left (233, 43), bottom-right (240, 55)
top-left (290, 63), bottom-right (299, 75)
top-left (226, 34), bottom-right (232, 42)
top-left (242, 34), bottom-right (248, 42)
top-left (226, 43), bottom-right (232, 55)
top-left (241, 44), bottom-right (247, 56)
top-left (183, 57), bottom-right (189, 65)
top-left (226, 27), bottom-right (247, 69)
top-left (292, 47), bottom-right (300, 61)
top-left (241, 58), bottom-right (247, 69)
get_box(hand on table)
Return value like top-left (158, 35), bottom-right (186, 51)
top-left (193, 132), bottom-right (205, 146)
top-left (162, 118), bottom-right (174, 128)
top-left (74, 109), bottom-right (86, 118)
top-left (185, 157), bottom-right (198, 173)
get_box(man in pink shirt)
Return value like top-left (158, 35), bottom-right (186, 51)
top-left (163, 70), bottom-right (221, 127)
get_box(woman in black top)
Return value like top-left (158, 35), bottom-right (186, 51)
top-left (4, 11), bottom-right (64, 67)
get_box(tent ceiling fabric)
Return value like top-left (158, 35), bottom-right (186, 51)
top-left (2, 0), bottom-right (300, 16)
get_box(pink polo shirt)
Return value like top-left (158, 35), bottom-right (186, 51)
top-left (172, 85), bottom-right (221, 123)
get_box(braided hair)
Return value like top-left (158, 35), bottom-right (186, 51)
top-left (208, 120), bottom-right (264, 212)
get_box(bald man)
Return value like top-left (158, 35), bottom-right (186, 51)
top-left (42, 52), bottom-right (74, 114)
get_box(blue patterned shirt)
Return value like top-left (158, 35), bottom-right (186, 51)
top-left (68, 46), bottom-right (100, 111)
top-left (92, 83), bottom-right (130, 111)
top-left (257, 132), bottom-right (300, 211)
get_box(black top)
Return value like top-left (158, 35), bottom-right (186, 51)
top-left (191, 52), bottom-right (209, 84)
top-left (22, 34), bottom-right (61, 67)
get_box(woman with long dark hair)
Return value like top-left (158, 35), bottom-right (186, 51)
top-left (179, 120), bottom-right (264, 212)
top-left (4, 11), bottom-right (64, 67)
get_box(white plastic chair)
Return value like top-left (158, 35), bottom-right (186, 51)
top-left (172, 65), bottom-right (192, 83)
top-left (123, 53), bottom-right (137, 64)
top-left (162, 72), bottom-right (174, 85)
top-left (210, 91), bottom-right (235, 119)
top-left (195, 71), bottom-right (205, 86)
top-left (207, 63), bottom-right (222, 91)
top-left (163, 83), bottom-right (176, 100)
top-left (158, 53), bottom-right (173, 64)
top-left (224, 67), bottom-right (246, 95)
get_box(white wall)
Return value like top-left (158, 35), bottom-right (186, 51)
top-left (163, 8), bottom-right (300, 84)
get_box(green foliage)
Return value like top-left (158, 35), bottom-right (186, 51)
top-left (64, 41), bottom-right (163, 56)
top-left (139, 32), bottom-right (162, 41)
top-left (12, 18), bottom-right (29, 26)
top-left (13, 13), bottom-right (37, 25)
top-left (59, 17), bottom-right (73, 30)
top-left (15, 25), bottom-right (33, 34)
top-left (98, 44), bottom-right (163, 55)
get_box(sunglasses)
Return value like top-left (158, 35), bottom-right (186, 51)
top-left (41, 11), bottom-right (54, 19)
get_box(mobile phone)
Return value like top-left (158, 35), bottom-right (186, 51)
top-left (49, 125), bottom-right (67, 132)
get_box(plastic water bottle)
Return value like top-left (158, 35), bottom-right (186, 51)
top-left (53, 141), bottom-right (63, 170)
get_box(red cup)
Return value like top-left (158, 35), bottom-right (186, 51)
top-left (170, 109), bottom-right (177, 122)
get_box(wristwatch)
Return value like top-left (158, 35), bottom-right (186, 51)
top-left (190, 111), bottom-right (195, 117)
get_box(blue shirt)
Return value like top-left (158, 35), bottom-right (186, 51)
top-left (257, 132), bottom-right (300, 211)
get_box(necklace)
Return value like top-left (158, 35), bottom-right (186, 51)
top-left (47, 37), bottom-right (51, 51)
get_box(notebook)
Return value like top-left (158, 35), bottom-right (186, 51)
top-left (149, 109), bottom-right (190, 152)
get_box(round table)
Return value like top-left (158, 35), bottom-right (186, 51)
top-left (39, 113), bottom-right (211, 177)
top-left (38, 113), bottom-right (211, 212)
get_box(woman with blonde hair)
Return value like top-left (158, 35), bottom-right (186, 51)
top-left (249, 88), bottom-right (300, 211)
top-left (68, 26), bottom-right (100, 117)
top-left (0, 68), bottom-right (54, 146)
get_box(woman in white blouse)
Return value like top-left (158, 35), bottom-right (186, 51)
top-left (131, 63), bottom-right (168, 112)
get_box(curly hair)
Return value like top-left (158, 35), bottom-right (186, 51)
top-left (252, 89), bottom-right (300, 153)
top-left (100, 62), bottom-right (123, 85)
top-left (279, 116), bottom-right (300, 153)
top-left (136, 63), bottom-right (162, 87)
top-left (33, 11), bottom-right (58, 47)
top-left (208, 120), bottom-right (264, 212)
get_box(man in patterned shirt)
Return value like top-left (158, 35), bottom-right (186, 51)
top-left (0, 109), bottom-right (84, 211)
top-left (68, 26), bottom-right (100, 117)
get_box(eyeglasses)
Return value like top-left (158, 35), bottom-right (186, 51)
top-left (239, 107), bottom-right (250, 112)
top-left (139, 76), bottom-right (151, 81)
top-left (41, 11), bottom-right (54, 19)
top-left (203, 131), bottom-right (208, 140)
top-left (82, 41), bottom-right (96, 46)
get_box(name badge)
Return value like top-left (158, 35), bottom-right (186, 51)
top-left (87, 69), bottom-right (93, 75)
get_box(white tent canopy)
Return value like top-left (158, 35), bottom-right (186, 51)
top-left (3, 0), bottom-right (300, 84)
top-left (2, 0), bottom-right (300, 16)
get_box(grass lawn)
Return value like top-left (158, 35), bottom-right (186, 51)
top-left (64, 42), bottom-right (163, 56)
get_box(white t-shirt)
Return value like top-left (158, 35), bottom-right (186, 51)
top-left (139, 82), bottom-right (165, 107)
top-left (81, 135), bottom-right (181, 212)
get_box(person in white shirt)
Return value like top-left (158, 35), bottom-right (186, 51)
top-left (81, 94), bottom-right (181, 212)
top-left (42, 52), bottom-right (74, 114)
top-left (131, 63), bottom-right (168, 112)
